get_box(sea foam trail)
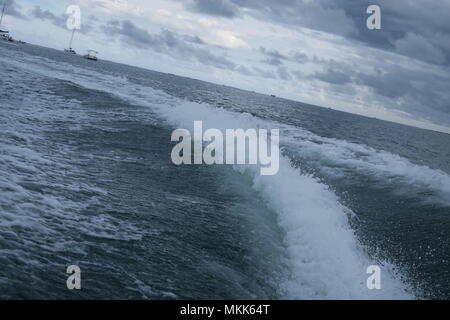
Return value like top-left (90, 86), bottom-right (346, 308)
top-left (282, 128), bottom-right (450, 200)
top-left (149, 100), bottom-right (413, 299)
top-left (2, 51), bottom-right (420, 298)
top-left (3, 52), bottom-right (450, 204)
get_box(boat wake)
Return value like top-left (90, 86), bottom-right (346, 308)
top-left (4, 49), bottom-right (443, 298)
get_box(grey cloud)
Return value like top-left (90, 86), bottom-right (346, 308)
top-left (291, 70), bottom-right (304, 81)
top-left (313, 68), bottom-right (352, 85)
top-left (291, 51), bottom-right (308, 64)
top-left (261, 58), bottom-right (283, 66)
top-left (184, 0), bottom-right (358, 36)
top-left (259, 47), bottom-right (309, 66)
top-left (317, 1), bottom-right (450, 65)
top-left (87, 14), bottom-right (99, 22)
top-left (182, 0), bottom-right (450, 66)
top-left (394, 33), bottom-right (447, 65)
top-left (259, 47), bottom-right (288, 60)
top-left (189, 0), bottom-right (239, 18)
top-left (102, 20), bottom-right (236, 70)
top-left (354, 66), bottom-right (450, 114)
top-left (276, 66), bottom-right (292, 81)
top-left (259, 47), bottom-right (286, 66)
top-left (257, 47), bottom-right (312, 80)
top-left (190, 0), bottom-right (449, 123)
top-left (2, 0), bottom-right (27, 20)
top-left (31, 6), bottom-right (67, 28)
top-left (31, 6), bottom-right (93, 34)
top-left (310, 58), bottom-right (450, 126)
top-left (252, 67), bottom-right (277, 79)
top-left (234, 65), bottom-right (254, 76)
top-left (182, 34), bottom-right (205, 44)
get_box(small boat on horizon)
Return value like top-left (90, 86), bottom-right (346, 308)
top-left (64, 29), bottom-right (77, 54)
top-left (0, 3), bottom-right (25, 44)
top-left (0, 29), bottom-right (9, 41)
top-left (0, 29), bottom-right (22, 43)
top-left (64, 48), bottom-right (77, 54)
top-left (1, 2), bottom-right (10, 41)
top-left (84, 49), bottom-right (98, 61)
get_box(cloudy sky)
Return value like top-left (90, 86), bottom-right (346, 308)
top-left (2, 0), bottom-right (450, 133)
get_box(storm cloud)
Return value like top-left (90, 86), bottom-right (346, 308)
top-left (31, 6), bottom-right (67, 29)
top-left (181, 0), bottom-right (450, 125)
top-left (182, 0), bottom-right (450, 66)
top-left (102, 20), bottom-right (237, 70)
top-left (17, 0), bottom-right (450, 129)
top-left (189, 0), bottom-right (239, 18)
top-left (259, 47), bottom-right (309, 66)
top-left (311, 56), bottom-right (450, 126)
top-left (31, 6), bottom-right (93, 33)
top-left (2, 0), bottom-right (27, 20)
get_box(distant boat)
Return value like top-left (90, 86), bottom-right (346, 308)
top-left (270, 94), bottom-right (277, 98)
top-left (0, 1), bottom-right (6, 27)
top-left (84, 50), bottom-right (98, 61)
top-left (0, 29), bottom-right (12, 42)
top-left (0, 3), bottom-right (25, 44)
top-left (0, 1), bottom-right (9, 41)
top-left (64, 29), bottom-right (77, 54)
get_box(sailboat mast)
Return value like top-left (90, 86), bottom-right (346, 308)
top-left (69, 28), bottom-right (75, 48)
top-left (0, 1), bottom-right (7, 26)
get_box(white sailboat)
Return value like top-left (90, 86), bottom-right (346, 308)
top-left (0, 0), bottom-right (6, 26)
top-left (0, 1), bottom-right (24, 44)
top-left (64, 28), bottom-right (77, 54)
top-left (0, 0), bottom-right (10, 41)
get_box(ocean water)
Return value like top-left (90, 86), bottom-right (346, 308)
top-left (1, 41), bottom-right (449, 300)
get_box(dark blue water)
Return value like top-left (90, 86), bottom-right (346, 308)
top-left (1, 41), bottom-right (449, 299)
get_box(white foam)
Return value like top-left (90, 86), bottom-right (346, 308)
top-left (282, 128), bottom-right (450, 199)
top-left (0, 58), bottom-right (147, 256)
top-left (141, 99), bottom-right (414, 299)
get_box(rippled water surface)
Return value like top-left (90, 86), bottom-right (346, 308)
top-left (1, 42), bottom-right (449, 299)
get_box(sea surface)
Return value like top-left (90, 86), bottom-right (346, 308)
top-left (1, 41), bottom-right (449, 299)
